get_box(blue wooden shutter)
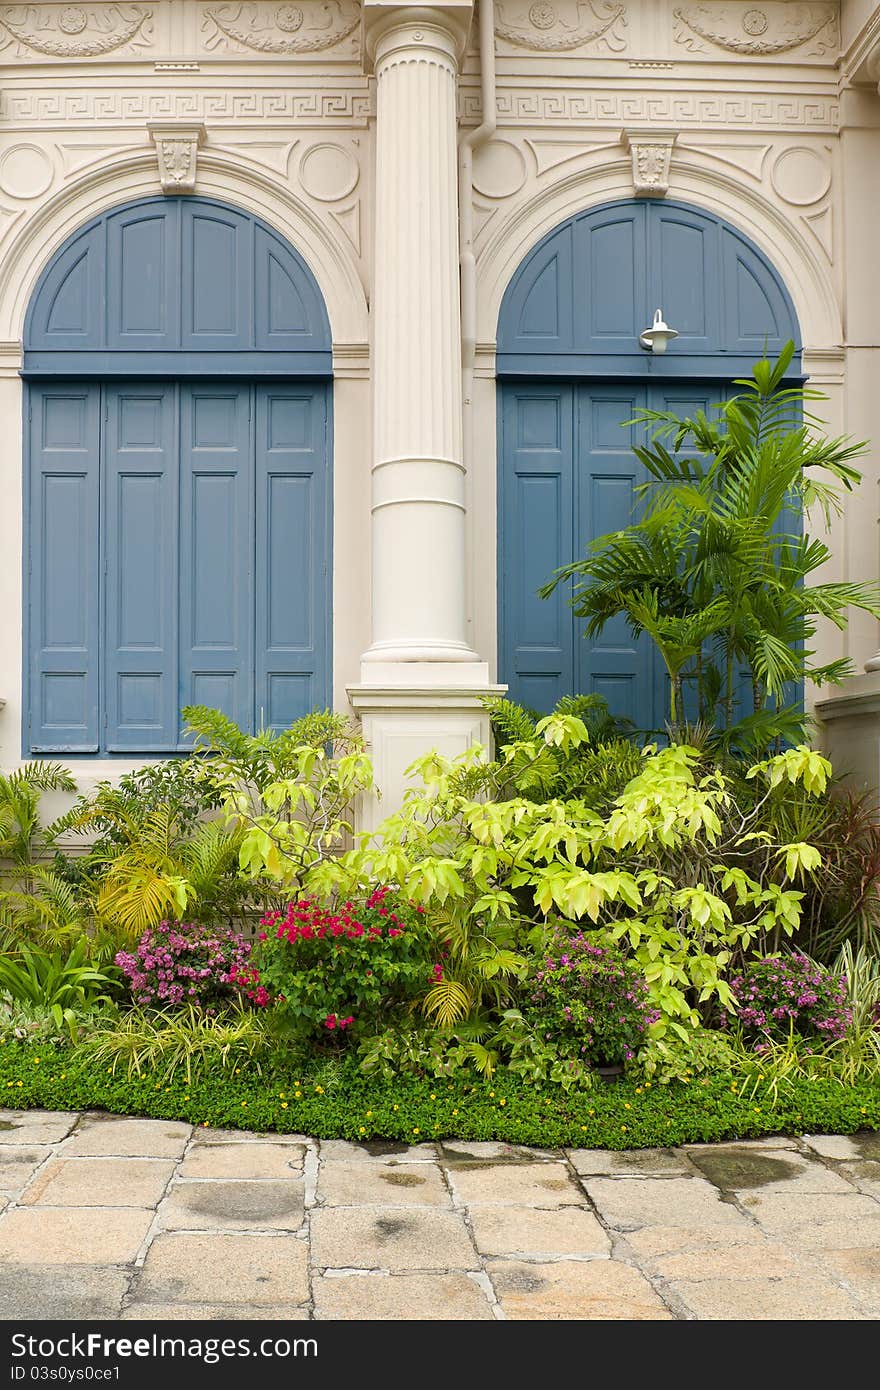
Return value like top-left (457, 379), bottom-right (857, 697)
top-left (574, 385), bottom-right (650, 727)
top-left (254, 384), bottom-right (331, 727)
top-left (27, 384), bottom-right (100, 751)
top-left (499, 386), bottom-right (574, 710)
top-left (103, 384), bottom-right (178, 751)
top-left (178, 383), bottom-right (253, 736)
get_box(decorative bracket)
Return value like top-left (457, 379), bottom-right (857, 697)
top-left (622, 129), bottom-right (677, 198)
top-left (148, 122), bottom-right (207, 195)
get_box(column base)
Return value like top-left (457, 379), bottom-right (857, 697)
top-left (361, 639), bottom-right (482, 665)
top-left (814, 671), bottom-right (880, 802)
top-left (347, 672), bottom-right (507, 830)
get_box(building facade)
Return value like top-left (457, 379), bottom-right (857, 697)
top-left (3, 0), bottom-right (880, 818)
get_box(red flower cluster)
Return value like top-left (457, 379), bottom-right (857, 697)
top-left (324, 1012), bottom-right (355, 1030)
top-left (259, 887), bottom-right (411, 946)
top-left (228, 963), bottom-right (271, 1008)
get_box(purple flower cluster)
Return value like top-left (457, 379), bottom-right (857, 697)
top-left (730, 954), bottom-right (852, 1046)
top-left (115, 921), bottom-right (258, 1010)
top-left (527, 932), bottom-right (658, 1069)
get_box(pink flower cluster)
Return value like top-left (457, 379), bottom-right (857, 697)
top-left (730, 954), bottom-right (852, 1044)
top-left (116, 920), bottom-right (267, 1010)
top-left (324, 1012), bottom-right (354, 1030)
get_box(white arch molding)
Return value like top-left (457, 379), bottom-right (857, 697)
top-left (476, 155), bottom-right (841, 352)
top-left (0, 148), bottom-right (369, 349)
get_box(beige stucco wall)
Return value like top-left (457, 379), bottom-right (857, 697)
top-left (0, 0), bottom-right (878, 790)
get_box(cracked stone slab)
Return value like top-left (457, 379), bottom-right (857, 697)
top-left (134, 1233), bottom-right (309, 1305)
top-left (318, 1140), bottom-right (437, 1163)
top-left (738, 1193), bottom-right (880, 1248)
top-left (469, 1205), bottom-right (611, 1259)
top-left (0, 1265), bottom-right (130, 1319)
top-left (449, 1162), bottom-right (585, 1208)
top-left (488, 1259), bottom-right (672, 1319)
top-left (567, 1148), bottom-right (698, 1178)
top-left (179, 1143), bottom-right (305, 1180)
top-left (21, 1157), bottom-right (176, 1208)
top-left (835, 1162), bottom-right (880, 1199)
top-left (685, 1144), bottom-right (853, 1195)
top-left (801, 1132), bottom-right (880, 1162)
top-left (121, 1303), bottom-right (310, 1321)
top-left (441, 1142), bottom-right (560, 1164)
top-left (311, 1207), bottom-right (478, 1271)
top-left (0, 1111), bottom-right (78, 1145)
top-left (0, 1207), bottom-right (154, 1264)
top-left (317, 1159), bottom-right (452, 1208)
top-left (813, 1248), bottom-right (880, 1312)
top-left (671, 1274), bottom-right (865, 1320)
top-left (622, 1224), bottom-right (770, 1259)
top-left (648, 1241), bottom-right (801, 1281)
top-left (582, 1176), bottom-right (750, 1231)
top-left (313, 1271), bottom-right (494, 1320)
top-left (0, 1146), bottom-right (52, 1193)
top-left (64, 1117), bottom-right (191, 1159)
top-left (160, 1179), bottom-right (305, 1232)
top-left (192, 1128), bottom-right (310, 1146)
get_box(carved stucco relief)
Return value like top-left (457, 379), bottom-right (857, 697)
top-left (201, 2), bottom-right (360, 55)
top-left (458, 89), bottom-right (839, 131)
top-left (494, 0), bottom-right (627, 53)
top-left (0, 3), bottom-right (152, 57)
top-left (673, 3), bottom-right (838, 58)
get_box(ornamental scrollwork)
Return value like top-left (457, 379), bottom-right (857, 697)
top-left (0, 3), bottom-right (152, 57)
top-left (494, 0), bottom-right (627, 53)
top-left (672, 3), bottom-right (838, 57)
top-left (202, 1), bottom-right (359, 55)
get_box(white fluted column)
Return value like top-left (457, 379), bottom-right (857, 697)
top-left (363, 5), bottom-right (478, 666)
top-left (349, 3), bottom-right (504, 827)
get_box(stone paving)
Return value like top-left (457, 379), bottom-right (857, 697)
top-left (1, 1109), bottom-right (879, 1319)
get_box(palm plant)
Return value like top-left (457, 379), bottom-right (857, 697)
top-left (0, 762), bottom-right (85, 947)
top-left (541, 344), bottom-right (880, 752)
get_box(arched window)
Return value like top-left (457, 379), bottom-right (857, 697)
top-left (24, 196), bottom-right (332, 754)
top-left (496, 198), bottom-right (802, 724)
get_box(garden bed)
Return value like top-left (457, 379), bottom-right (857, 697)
top-left (2, 1040), bottom-right (878, 1151)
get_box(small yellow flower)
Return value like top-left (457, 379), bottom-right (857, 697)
top-left (488, 1091), bottom-right (494, 1097)
top-left (359, 1126), bottom-right (366, 1134)
top-left (33, 1057), bottom-right (40, 1065)
top-left (366, 1110), bottom-right (373, 1117)
top-left (60, 1073), bottom-right (66, 1080)
top-left (235, 1068), bottom-right (240, 1075)
top-left (861, 1107), bottom-right (867, 1115)
top-left (412, 1128), bottom-right (420, 1135)
top-left (588, 1108), bottom-right (594, 1116)
top-left (430, 1093), bottom-right (436, 1100)
top-left (624, 1102), bottom-right (631, 1110)
top-left (295, 1091), bottom-right (302, 1100)
top-left (452, 1109), bottom-right (458, 1116)
top-left (241, 1100), bottom-right (247, 1107)
top-left (315, 1085), bottom-right (324, 1094)
top-left (393, 1104), bottom-right (399, 1111)
top-left (281, 1102), bottom-right (288, 1110)
top-left (16, 1081), bottom-right (22, 1087)
top-left (644, 1082), bottom-right (651, 1089)
top-left (635, 1086), bottom-right (642, 1094)
top-left (621, 1126), bottom-right (627, 1133)
top-left (499, 1098), bottom-right (506, 1106)
top-left (279, 1092), bottom-right (285, 1099)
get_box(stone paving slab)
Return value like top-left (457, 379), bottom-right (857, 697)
top-left (802, 1132), bottom-right (880, 1162)
top-left (685, 1144), bottom-right (853, 1195)
top-left (64, 1116), bottom-right (191, 1158)
top-left (447, 1162), bottom-right (585, 1208)
top-left (21, 1157), bottom-right (176, 1208)
top-left (192, 1128), bottom-right (310, 1147)
top-left (133, 1233), bottom-right (310, 1306)
top-left (313, 1272), bottom-right (494, 1320)
top-left (317, 1158), bottom-right (452, 1208)
top-left (582, 1176), bottom-right (751, 1231)
top-left (179, 1142), bottom-right (305, 1179)
top-left (469, 1204), bottom-right (611, 1259)
top-left (0, 1145), bottom-right (51, 1193)
top-left (488, 1259), bottom-right (673, 1320)
top-left (310, 1207), bottom-right (479, 1271)
top-left (120, 1303), bottom-right (310, 1321)
top-left (0, 1111), bottom-right (79, 1144)
top-left (0, 1207), bottom-right (154, 1264)
top-left (568, 1147), bottom-right (698, 1178)
top-left (646, 1241), bottom-right (801, 1281)
top-left (160, 1179), bottom-right (305, 1232)
top-left (670, 1274), bottom-right (865, 1320)
top-left (0, 1265), bottom-right (131, 1319)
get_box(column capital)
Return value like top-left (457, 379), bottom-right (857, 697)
top-left (363, 3), bottom-right (474, 72)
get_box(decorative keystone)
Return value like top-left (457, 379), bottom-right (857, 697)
top-left (622, 129), bottom-right (677, 197)
top-left (148, 122), bottom-right (207, 195)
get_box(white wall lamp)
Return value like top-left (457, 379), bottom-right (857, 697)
top-left (639, 309), bottom-right (678, 354)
